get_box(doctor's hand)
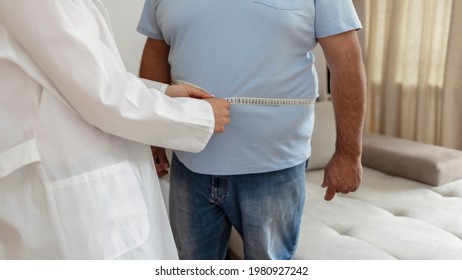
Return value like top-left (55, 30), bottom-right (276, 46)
top-left (206, 98), bottom-right (231, 133)
top-left (151, 146), bottom-right (170, 177)
top-left (321, 151), bottom-right (362, 201)
top-left (166, 84), bottom-right (230, 133)
top-left (165, 84), bottom-right (213, 99)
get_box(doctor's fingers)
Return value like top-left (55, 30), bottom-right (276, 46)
top-left (206, 98), bottom-right (231, 133)
top-left (214, 115), bottom-right (231, 133)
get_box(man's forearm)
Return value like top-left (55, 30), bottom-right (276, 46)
top-left (320, 31), bottom-right (367, 159)
top-left (330, 59), bottom-right (366, 159)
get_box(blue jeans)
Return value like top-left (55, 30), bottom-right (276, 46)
top-left (169, 153), bottom-right (306, 260)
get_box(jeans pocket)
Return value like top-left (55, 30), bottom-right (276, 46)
top-left (254, 0), bottom-right (300, 10)
top-left (45, 161), bottom-right (149, 259)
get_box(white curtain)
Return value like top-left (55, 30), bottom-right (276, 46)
top-left (362, 0), bottom-right (461, 149)
top-left (441, 0), bottom-right (462, 149)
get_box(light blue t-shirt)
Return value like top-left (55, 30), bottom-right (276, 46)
top-left (138, 0), bottom-right (361, 175)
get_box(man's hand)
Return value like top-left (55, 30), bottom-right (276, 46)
top-left (151, 146), bottom-right (170, 177)
top-left (322, 152), bottom-right (362, 201)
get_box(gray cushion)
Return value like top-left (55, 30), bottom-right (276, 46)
top-left (362, 133), bottom-right (462, 186)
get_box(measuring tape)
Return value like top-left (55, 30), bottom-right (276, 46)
top-left (173, 80), bottom-right (315, 106)
top-left (224, 97), bottom-right (315, 106)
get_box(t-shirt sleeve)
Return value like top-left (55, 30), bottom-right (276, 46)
top-left (315, 0), bottom-right (362, 38)
top-left (137, 0), bottom-right (164, 39)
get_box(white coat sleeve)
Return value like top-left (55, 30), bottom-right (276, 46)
top-left (0, 0), bottom-right (214, 153)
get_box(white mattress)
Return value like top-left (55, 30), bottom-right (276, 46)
top-left (228, 167), bottom-right (462, 260)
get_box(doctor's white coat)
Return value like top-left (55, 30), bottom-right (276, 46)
top-left (0, 0), bottom-right (215, 259)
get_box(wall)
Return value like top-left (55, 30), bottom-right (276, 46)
top-left (101, 0), bottom-right (146, 75)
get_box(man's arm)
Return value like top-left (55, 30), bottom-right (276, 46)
top-left (140, 37), bottom-right (172, 84)
top-left (318, 30), bottom-right (367, 201)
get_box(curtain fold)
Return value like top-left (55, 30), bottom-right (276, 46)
top-left (440, 0), bottom-right (462, 150)
top-left (363, 0), bottom-right (460, 149)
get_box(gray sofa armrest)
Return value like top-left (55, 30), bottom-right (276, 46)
top-left (362, 133), bottom-right (462, 186)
